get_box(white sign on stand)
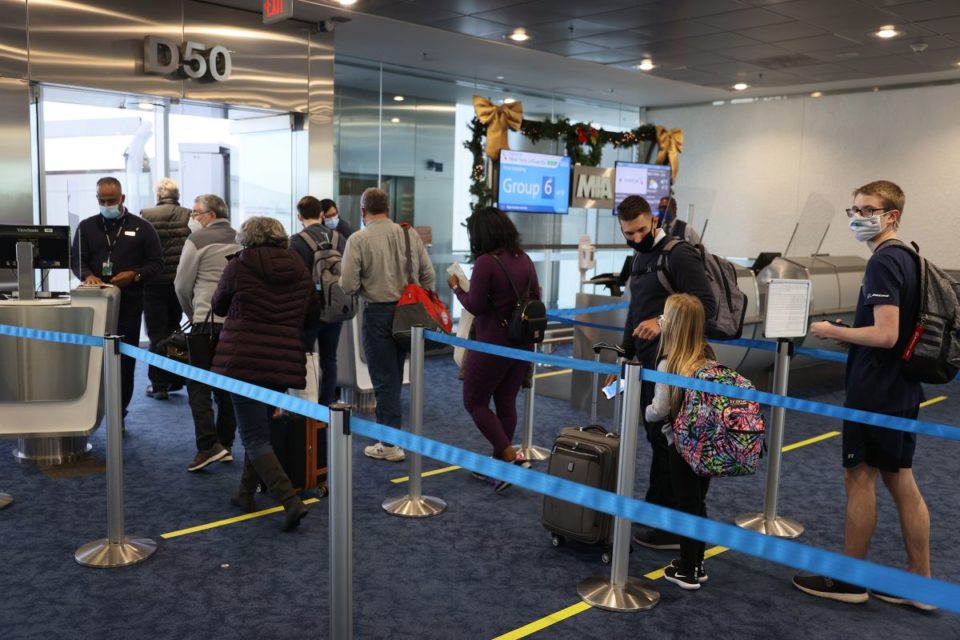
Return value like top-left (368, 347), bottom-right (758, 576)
top-left (764, 279), bottom-right (811, 339)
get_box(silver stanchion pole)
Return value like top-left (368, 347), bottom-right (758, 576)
top-left (517, 345), bottom-right (550, 461)
top-left (0, 492), bottom-right (11, 510)
top-left (329, 403), bottom-right (354, 640)
top-left (383, 325), bottom-right (446, 517)
top-left (735, 338), bottom-right (804, 538)
top-left (75, 335), bottom-right (157, 568)
top-left (578, 362), bottom-right (660, 611)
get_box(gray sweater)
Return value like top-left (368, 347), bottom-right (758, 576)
top-left (174, 219), bottom-right (240, 323)
top-left (340, 219), bottom-right (435, 303)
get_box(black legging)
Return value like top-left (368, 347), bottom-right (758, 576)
top-left (667, 445), bottom-right (710, 572)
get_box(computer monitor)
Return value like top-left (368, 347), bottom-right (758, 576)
top-left (0, 224), bottom-right (71, 269)
top-left (497, 150), bottom-right (571, 214)
top-left (613, 161), bottom-right (672, 215)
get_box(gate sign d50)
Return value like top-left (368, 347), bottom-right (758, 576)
top-left (143, 36), bottom-right (232, 82)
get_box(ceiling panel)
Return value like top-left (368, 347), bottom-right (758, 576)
top-left (569, 49), bottom-right (640, 64)
top-left (473, 2), bottom-right (579, 27)
top-left (718, 42), bottom-right (793, 60)
top-left (364, 2), bottom-right (462, 24)
top-left (686, 31), bottom-right (763, 50)
top-left (582, 6), bottom-right (683, 29)
top-left (405, 0), bottom-right (521, 13)
top-left (544, 0), bottom-right (648, 18)
top-left (766, 0), bottom-right (879, 20)
top-left (632, 20), bottom-right (722, 40)
top-left (530, 39), bottom-right (608, 56)
top-left (525, 19), bottom-right (616, 42)
top-left (917, 16), bottom-right (960, 35)
top-left (883, 0), bottom-right (960, 22)
top-left (576, 30), bottom-right (652, 48)
top-left (615, 40), bottom-right (703, 58)
top-left (777, 34), bottom-right (865, 53)
top-left (432, 15), bottom-right (511, 37)
top-left (698, 8), bottom-right (794, 30)
top-left (650, 51), bottom-right (737, 69)
top-left (737, 20), bottom-right (828, 42)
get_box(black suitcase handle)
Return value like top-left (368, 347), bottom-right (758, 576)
top-left (592, 342), bottom-right (626, 357)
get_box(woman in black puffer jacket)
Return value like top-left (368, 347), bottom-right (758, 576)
top-left (212, 216), bottom-right (320, 531)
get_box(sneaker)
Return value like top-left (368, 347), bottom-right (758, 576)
top-left (493, 459), bottom-right (532, 493)
top-left (364, 442), bottom-right (406, 462)
top-left (187, 446), bottom-right (228, 472)
top-left (632, 528), bottom-right (682, 550)
top-left (664, 564), bottom-right (701, 591)
top-left (669, 558), bottom-right (708, 583)
top-left (168, 384), bottom-right (184, 393)
top-left (220, 450), bottom-right (234, 463)
top-left (871, 590), bottom-right (937, 611)
top-left (792, 575), bottom-right (868, 604)
top-left (145, 385), bottom-right (169, 400)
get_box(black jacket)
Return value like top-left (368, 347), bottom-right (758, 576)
top-left (71, 210), bottom-right (164, 298)
top-left (139, 199), bottom-right (190, 284)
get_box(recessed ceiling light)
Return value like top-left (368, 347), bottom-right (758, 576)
top-left (138, 103), bottom-right (155, 111)
top-left (390, 117), bottom-right (400, 123)
top-left (393, 95), bottom-right (404, 102)
top-left (508, 29), bottom-right (530, 42)
top-left (810, 91), bottom-right (823, 98)
top-left (337, 0), bottom-right (357, 6)
top-left (496, 75), bottom-right (505, 80)
top-left (875, 25), bottom-right (899, 39)
top-left (635, 58), bottom-right (655, 71)
top-left (732, 82), bottom-right (749, 91)
top-left (503, 97), bottom-right (516, 104)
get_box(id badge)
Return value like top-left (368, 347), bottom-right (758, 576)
top-left (102, 260), bottom-right (113, 277)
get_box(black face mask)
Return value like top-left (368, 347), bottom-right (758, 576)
top-left (626, 230), bottom-right (656, 253)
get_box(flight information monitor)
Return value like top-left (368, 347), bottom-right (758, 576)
top-left (613, 162), bottom-right (671, 215)
top-left (0, 224), bottom-right (71, 269)
top-left (497, 150), bottom-right (571, 214)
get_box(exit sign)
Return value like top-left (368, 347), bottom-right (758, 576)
top-left (263, 0), bottom-right (294, 24)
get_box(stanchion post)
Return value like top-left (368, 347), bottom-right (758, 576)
top-left (382, 325), bottom-right (447, 517)
top-left (329, 403), bottom-right (354, 640)
top-left (577, 362), bottom-right (660, 612)
top-left (735, 338), bottom-right (804, 538)
top-left (0, 492), bottom-right (12, 510)
top-left (75, 335), bottom-right (157, 568)
top-left (518, 344), bottom-right (550, 462)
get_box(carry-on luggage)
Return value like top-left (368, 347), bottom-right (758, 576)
top-left (268, 413), bottom-right (328, 494)
top-left (541, 343), bottom-right (625, 563)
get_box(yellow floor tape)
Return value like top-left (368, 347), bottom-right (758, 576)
top-left (920, 395), bottom-right (947, 408)
top-left (534, 368), bottom-right (572, 380)
top-left (161, 497), bottom-right (321, 539)
top-left (391, 465), bottom-right (460, 484)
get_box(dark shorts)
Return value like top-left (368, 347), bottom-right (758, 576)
top-left (842, 406), bottom-right (919, 473)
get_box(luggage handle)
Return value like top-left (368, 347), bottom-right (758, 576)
top-left (589, 341), bottom-right (626, 433)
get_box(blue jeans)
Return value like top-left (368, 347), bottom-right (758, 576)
top-left (362, 303), bottom-right (406, 431)
top-left (230, 392), bottom-right (279, 461)
top-left (304, 321), bottom-right (343, 407)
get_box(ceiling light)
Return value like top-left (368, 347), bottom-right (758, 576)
top-left (875, 25), bottom-right (899, 39)
top-left (635, 58), bottom-right (655, 71)
top-left (337, 0), bottom-right (357, 6)
top-left (503, 97), bottom-right (516, 104)
top-left (393, 95), bottom-right (404, 102)
top-left (496, 75), bottom-right (504, 80)
top-left (137, 103), bottom-right (155, 111)
top-left (810, 91), bottom-right (823, 98)
top-left (508, 29), bottom-right (530, 42)
top-left (390, 117), bottom-right (400, 123)
top-left (732, 82), bottom-right (749, 91)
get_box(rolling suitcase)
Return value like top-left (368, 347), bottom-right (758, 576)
top-left (542, 343), bottom-right (625, 563)
top-left (269, 413), bottom-right (328, 494)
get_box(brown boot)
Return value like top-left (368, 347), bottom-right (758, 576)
top-left (230, 454), bottom-right (260, 513)
top-left (250, 450), bottom-right (309, 531)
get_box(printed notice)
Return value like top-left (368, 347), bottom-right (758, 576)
top-left (764, 279), bottom-right (811, 338)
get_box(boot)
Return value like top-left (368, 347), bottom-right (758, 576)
top-left (230, 454), bottom-right (260, 513)
top-left (250, 451), bottom-right (309, 531)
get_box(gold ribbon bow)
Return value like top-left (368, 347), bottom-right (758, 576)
top-left (655, 125), bottom-right (684, 182)
top-left (473, 95), bottom-right (523, 161)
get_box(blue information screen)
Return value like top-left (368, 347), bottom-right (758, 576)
top-left (498, 150), bottom-right (571, 214)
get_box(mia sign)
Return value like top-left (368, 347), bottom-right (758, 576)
top-left (570, 166), bottom-right (614, 209)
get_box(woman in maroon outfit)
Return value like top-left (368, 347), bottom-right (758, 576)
top-left (447, 207), bottom-right (541, 492)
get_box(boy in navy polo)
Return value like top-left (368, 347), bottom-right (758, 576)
top-left (793, 180), bottom-right (933, 610)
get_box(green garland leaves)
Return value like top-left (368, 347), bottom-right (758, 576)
top-left (464, 117), bottom-right (658, 211)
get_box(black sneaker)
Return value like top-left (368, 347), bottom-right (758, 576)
top-left (664, 564), bottom-right (700, 591)
top-left (145, 385), bottom-right (169, 400)
top-left (792, 575), bottom-right (868, 604)
top-left (669, 558), bottom-right (708, 583)
top-left (494, 459), bottom-right (531, 493)
top-left (632, 528), bottom-right (681, 550)
top-left (871, 590), bottom-right (937, 611)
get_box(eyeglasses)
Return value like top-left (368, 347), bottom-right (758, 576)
top-left (845, 206), bottom-right (891, 219)
top-left (190, 210), bottom-right (209, 219)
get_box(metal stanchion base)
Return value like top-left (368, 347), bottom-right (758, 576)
top-left (75, 536), bottom-right (158, 568)
top-left (516, 445), bottom-right (551, 462)
top-left (735, 513), bottom-right (804, 538)
top-left (577, 576), bottom-right (660, 612)
top-left (381, 495), bottom-right (447, 518)
top-left (0, 492), bottom-right (12, 510)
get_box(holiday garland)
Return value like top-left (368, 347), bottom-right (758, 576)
top-left (464, 117), bottom-right (658, 211)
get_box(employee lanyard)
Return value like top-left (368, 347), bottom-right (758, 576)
top-left (102, 214), bottom-right (129, 259)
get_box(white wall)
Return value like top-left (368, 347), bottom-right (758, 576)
top-left (649, 83), bottom-right (960, 268)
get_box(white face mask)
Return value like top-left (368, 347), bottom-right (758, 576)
top-left (323, 215), bottom-right (339, 229)
top-left (188, 219), bottom-right (203, 233)
top-left (848, 214), bottom-right (886, 242)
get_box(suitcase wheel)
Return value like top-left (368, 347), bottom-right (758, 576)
top-left (551, 535), bottom-right (565, 548)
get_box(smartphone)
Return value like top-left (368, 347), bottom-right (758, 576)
top-left (829, 320), bottom-right (850, 328)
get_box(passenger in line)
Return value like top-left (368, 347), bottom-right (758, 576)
top-left (340, 188), bottom-right (436, 462)
top-left (657, 196), bottom-right (701, 245)
top-left (794, 180), bottom-right (933, 610)
top-left (291, 196), bottom-right (352, 406)
top-left (615, 195), bottom-right (716, 550)
top-left (174, 194), bottom-right (239, 472)
top-left (211, 217), bottom-right (320, 531)
top-left (644, 293), bottom-right (714, 590)
top-left (447, 207), bottom-right (540, 492)
top-left (71, 177), bottom-right (163, 425)
top-left (140, 178), bottom-right (191, 400)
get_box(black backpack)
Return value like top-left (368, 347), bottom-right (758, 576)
top-left (878, 239), bottom-right (960, 384)
top-left (490, 253), bottom-right (546, 344)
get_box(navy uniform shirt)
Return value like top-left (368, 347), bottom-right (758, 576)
top-left (71, 210), bottom-right (164, 298)
top-left (845, 245), bottom-right (923, 412)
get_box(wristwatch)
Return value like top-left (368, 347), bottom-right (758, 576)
top-left (134, 272), bottom-right (142, 283)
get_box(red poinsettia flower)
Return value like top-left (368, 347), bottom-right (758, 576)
top-left (576, 126), bottom-right (588, 144)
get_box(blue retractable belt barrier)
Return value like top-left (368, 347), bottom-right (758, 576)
top-left (0, 323), bottom-right (105, 348)
top-left (351, 417), bottom-right (960, 613)
top-left (545, 313), bottom-right (622, 332)
top-left (547, 301), bottom-right (630, 317)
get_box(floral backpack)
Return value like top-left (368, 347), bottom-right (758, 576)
top-left (672, 362), bottom-right (766, 477)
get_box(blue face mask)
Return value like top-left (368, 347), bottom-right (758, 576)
top-left (323, 215), bottom-right (339, 230)
top-left (848, 214), bottom-right (886, 242)
top-left (100, 205), bottom-right (122, 219)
